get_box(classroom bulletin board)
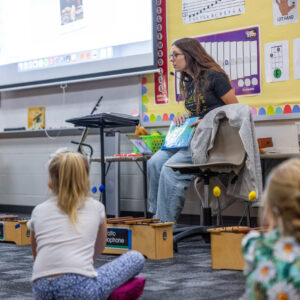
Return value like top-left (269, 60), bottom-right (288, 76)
top-left (141, 0), bottom-right (300, 124)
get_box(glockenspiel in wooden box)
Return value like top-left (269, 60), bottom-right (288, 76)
top-left (103, 217), bottom-right (174, 259)
top-left (0, 215), bottom-right (31, 245)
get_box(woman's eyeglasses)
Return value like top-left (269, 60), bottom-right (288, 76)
top-left (168, 53), bottom-right (184, 60)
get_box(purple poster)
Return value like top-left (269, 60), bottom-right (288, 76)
top-left (175, 26), bottom-right (261, 101)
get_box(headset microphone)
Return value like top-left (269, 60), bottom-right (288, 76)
top-left (170, 71), bottom-right (190, 82)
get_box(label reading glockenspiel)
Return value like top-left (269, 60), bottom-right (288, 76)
top-left (105, 227), bottom-right (132, 250)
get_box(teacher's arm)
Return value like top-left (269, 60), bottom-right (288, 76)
top-left (221, 88), bottom-right (239, 105)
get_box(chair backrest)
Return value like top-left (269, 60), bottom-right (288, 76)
top-left (205, 118), bottom-right (246, 173)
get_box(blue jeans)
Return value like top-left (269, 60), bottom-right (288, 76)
top-left (147, 147), bottom-right (195, 223)
top-left (32, 251), bottom-right (144, 300)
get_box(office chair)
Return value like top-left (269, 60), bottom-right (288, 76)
top-left (166, 117), bottom-right (247, 251)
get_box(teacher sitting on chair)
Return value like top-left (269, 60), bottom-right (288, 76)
top-left (147, 37), bottom-right (238, 224)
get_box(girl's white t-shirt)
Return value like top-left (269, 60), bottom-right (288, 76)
top-left (27, 196), bottom-right (105, 281)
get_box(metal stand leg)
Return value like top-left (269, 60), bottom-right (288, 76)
top-left (216, 197), bottom-right (224, 227)
top-left (203, 176), bottom-right (212, 226)
top-left (238, 202), bottom-right (251, 227)
top-left (100, 125), bottom-right (106, 206)
top-left (142, 161), bottom-right (148, 218)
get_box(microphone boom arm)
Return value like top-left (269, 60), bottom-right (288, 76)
top-left (76, 96), bottom-right (103, 155)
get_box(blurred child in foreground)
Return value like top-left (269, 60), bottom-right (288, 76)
top-left (241, 158), bottom-right (300, 299)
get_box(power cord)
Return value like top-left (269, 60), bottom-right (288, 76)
top-left (43, 83), bottom-right (68, 140)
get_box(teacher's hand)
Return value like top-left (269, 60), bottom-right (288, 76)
top-left (190, 119), bottom-right (201, 127)
top-left (173, 113), bottom-right (186, 126)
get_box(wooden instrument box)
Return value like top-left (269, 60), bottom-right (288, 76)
top-left (103, 217), bottom-right (174, 260)
top-left (208, 227), bottom-right (247, 270)
top-left (208, 227), bottom-right (265, 270)
top-left (0, 215), bottom-right (31, 246)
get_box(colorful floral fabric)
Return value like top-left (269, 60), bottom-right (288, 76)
top-left (241, 229), bottom-right (300, 300)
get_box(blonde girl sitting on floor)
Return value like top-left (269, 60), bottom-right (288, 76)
top-left (27, 150), bottom-right (145, 300)
top-left (241, 158), bottom-right (300, 299)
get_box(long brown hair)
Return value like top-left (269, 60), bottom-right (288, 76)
top-left (262, 158), bottom-right (300, 241)
top-left (48, 151), bottom-right (90, 225)
top-left (172, 38), bottom-right (231, 114)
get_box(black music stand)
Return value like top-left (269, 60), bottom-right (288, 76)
top-left (66, 113), bottom-right (139, 206)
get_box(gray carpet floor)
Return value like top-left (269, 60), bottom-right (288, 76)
top-left (0, 236), bottom-right (245, 300)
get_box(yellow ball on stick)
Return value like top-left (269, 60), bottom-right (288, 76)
top-left (213, 186), bottom-right (221, 197)
top-left (248, 191), bottom-right (256, 201)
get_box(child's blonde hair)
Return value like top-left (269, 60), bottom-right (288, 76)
top-left (263, 158), bottom-right (300, 241)
top-left (48, 151), bottom-right (90, 225)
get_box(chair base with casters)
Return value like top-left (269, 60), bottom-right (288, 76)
top-left (173, 225), bottom-right (211, 252)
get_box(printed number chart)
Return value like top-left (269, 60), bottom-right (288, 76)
top-left (175, 26), bottom-right (261, 101)
top-left (271, 45), bottom-right (283, 74)
top-left (182, 0), bottom-right (245, 24)
top-left (264, 40), bottom-right (289, 83)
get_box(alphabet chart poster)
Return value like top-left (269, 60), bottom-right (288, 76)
top-left (175, 26), bottom-right (261, 101)
top-left (182, 0), bottom-right (245, 24)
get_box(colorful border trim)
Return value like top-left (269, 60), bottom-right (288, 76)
top-left (251, 104), bottom-right (300, 115)
top-left (141, 104), bottom-right (300, 123)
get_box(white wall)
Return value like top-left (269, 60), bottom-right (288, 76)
top-left (0, 76), bottom-right (141, 131)
top-left (0, 76), bottom-right (146, 211)
top-left (254, 116), bottom-right (300, 153)
top-left (0, 133), bottom-right (147, 212)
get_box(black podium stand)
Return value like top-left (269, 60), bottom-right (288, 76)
top-left (66, 113), bottom-right (139, 206)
